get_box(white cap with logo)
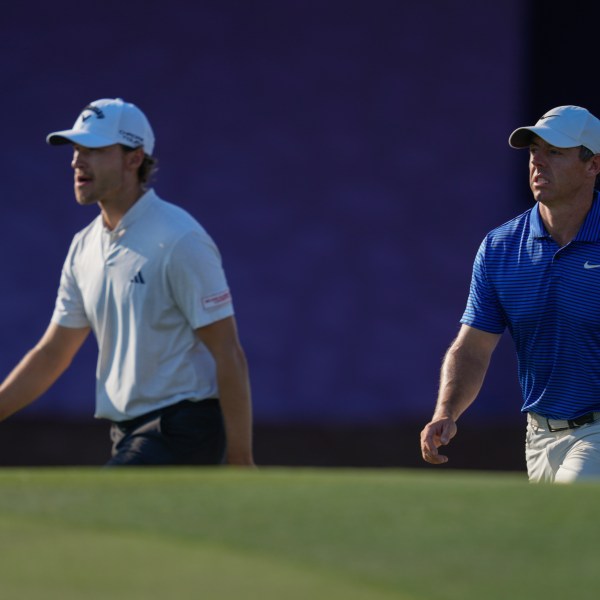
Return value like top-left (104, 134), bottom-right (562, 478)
top-left (509, 105), bottom-right (600, 154)
top-left (47, 98), bottom-right (155, 155)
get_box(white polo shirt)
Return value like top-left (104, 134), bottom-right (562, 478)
top-left (52, 189), bottom-right (234, 421)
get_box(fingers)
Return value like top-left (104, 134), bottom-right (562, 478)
top-left (422, 446), bottom-right (449, 464)
top-left (421, 436), bottom-right (449, 464)
top-left (420, 418), bottom-right (456, 465)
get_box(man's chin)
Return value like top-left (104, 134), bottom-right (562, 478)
top-left (75, 195), bottom-right (97, 206)
top-left (531, 187), bottom-right (549, 203)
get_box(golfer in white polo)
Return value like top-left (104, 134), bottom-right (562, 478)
top-left (0, 98), bottom-right (254, 466)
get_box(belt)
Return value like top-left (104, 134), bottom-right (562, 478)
top-left (528, 411), bottom-right (600, 432)
top-left (113, 398), bottom-right (219, 431)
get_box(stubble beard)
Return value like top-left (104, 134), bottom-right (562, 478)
top-left (74, 186), bottom-right (99, 206)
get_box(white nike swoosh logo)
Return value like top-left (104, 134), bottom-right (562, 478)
top-left (584, 261), bottom-right (600, 269)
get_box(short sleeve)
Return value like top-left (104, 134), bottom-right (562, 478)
top-left (167, 230), bottom-right (235, 329)
top-left (460, 237), bottom-right (507, 334)
top-left (51, 238), bottom-right (91, 328)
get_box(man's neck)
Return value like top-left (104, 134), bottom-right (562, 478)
top-left (100, 186), bottom-right (145, 231)
top-left (538, 192), bottom-right (594, 248)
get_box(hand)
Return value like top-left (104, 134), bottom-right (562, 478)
top-left (225, 452), bottom-right (257, 467)
top-left (420, 417), bottom-right (457, 464)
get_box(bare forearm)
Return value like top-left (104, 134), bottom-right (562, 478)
top-left (0, 346), bottom-right (69, 421)
top-left (0, 323), bottom-right (89, 422)
top-left (195, 317), bottom-right (255, 466)
top-left (421, 326), bottom-right (500, 465)
top-left (216, 347), bottom-right (254, 465)
top-left (433, 341), bottom-right (492, 421)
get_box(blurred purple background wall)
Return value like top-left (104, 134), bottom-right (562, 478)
top-left (1, 0), bottom-right (529, 431)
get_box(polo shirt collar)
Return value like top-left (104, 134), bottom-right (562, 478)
top-left (575, 191), bottom-right (600, 242)
top-left (530, 191), bottom-right (600, 242)
top-left (530, 204), bottom-right (549, 239)
top-left (117, 188), bottom-right (157, 229)
top-left (103, 188), bottom-right (157, 234)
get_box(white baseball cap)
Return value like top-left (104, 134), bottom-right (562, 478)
top-left (47, 98), bottom-right (155, 155)
top-left (509, 105), bottom-right (600, 154)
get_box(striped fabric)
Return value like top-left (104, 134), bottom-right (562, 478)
top-left (462, 192), bottom-right (600, 419)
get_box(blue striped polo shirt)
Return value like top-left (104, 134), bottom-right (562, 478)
top-left (461, 191), bottom-right (600, 419)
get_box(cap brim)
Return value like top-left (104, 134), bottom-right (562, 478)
top-left (46, 129), bottom-right (117, 148)
top-left (509, 126), bottom-right (580, 149)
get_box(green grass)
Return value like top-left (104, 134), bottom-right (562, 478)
top-left (0, 468), bottom-right (597, 599)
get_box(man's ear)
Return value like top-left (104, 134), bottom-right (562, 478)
top-left (589, 154), bottom-right (600, 178)
top-left (125, 147), bottom-right (145, 172)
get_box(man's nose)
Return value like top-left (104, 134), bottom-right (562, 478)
top-left (531, 153), bottom-right (546, 168)
top-left (71, 150), bottom-right (84, 169)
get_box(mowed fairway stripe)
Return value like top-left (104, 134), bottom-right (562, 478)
top-left (0, 468), bottom-right (599, 600)
top-left (0, 517), bottom-right (406, 600)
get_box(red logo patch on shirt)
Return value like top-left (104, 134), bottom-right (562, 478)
top-left (202, 290), bottom-right (232, 310)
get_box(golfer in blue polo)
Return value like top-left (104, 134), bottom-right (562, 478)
top-left (421, 105), bottom-right (600, 483)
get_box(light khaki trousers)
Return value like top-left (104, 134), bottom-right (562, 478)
top-left (526, 413), bottom-right (600, 483)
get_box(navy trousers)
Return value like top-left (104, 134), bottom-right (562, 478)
top-left (106, 399), bottom-right (225, 466)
